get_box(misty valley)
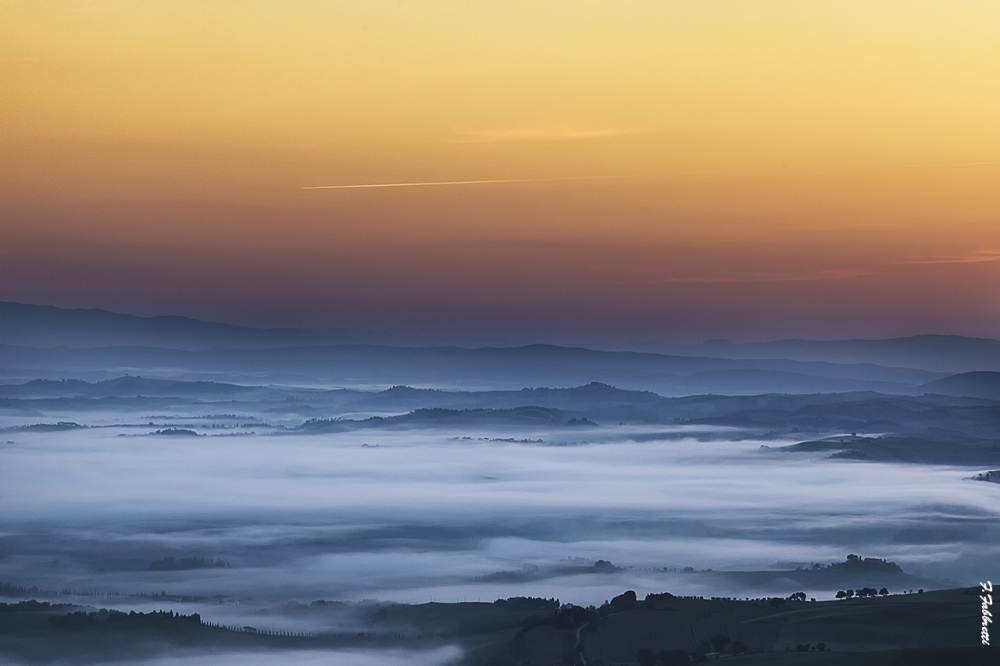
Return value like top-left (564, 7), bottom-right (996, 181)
top-left (0, 304), bottom-right (998, 664)
top-left (0, 311), bottom-right (998, 664)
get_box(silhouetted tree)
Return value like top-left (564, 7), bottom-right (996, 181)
top-left (710, 634), bottom-right (731, 652)
top-left (658, 649), bottom-right (691, 665)
top-left (610, 590), bottom-right (637, 611)
top-left (879, 587), bottom-right (889, 596)
top-left (635, 647), bottom-right (656, 666)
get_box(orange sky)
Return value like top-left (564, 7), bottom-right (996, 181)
top-left (1, 1), bottom-right (998, 343)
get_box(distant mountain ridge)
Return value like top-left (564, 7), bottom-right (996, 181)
top-left (0, 341), bottom-right (942, 394)
top-left (664, 335), bottom-right (1000, 373)
top-left (297, 406), bottom-right (598, 432)
top-left (0, 301), bottom-right (421, 350)
top-left (0, 377), bottom-right (258, 399)
top-left (2, 301), bottom-right (998, 374)
top-left (3, 301), bottom-right (998, 393)
top-left (921, 371), bottom-right (1000, 399)
top-left (4, 377), bottom-right (999, 457)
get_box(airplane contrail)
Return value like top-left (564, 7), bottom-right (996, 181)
top-left (303, 162), bottom-right (999, 189)
top-left (301, 176), bottom-right (583, 190)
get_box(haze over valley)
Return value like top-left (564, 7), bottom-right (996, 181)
top-left (2, 303), bottom-right (998, 664)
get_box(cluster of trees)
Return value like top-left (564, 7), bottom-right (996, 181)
top-left (0, 583), bottom-right (55, 597)
top-left (513, 592), bottom-right (649, 663)
top-left (148, 557), bottom-right (230, 571)
top-left (0, 600), bottom-right (72, 613)
top-left (836, 587), bottom-right (889, 599)
top-left (635, 634), bottom-right (750, 665)
top-left (550, 590), bottom-right (640, 623)
top-left (831, 554), bottom-right (903, 573)
top-left (151, 428), bottom-right (200, 436)
top-left (635, 648), bottom-right (696, 665)
top-left (49, 608), bottom-right (201, 629)
top-left (795, 563), bottom-right (825, 571)
top-left (699, 634), bottom-right (748, 655)
top-left (644, 592), bottom-right (676, 604)
top-left (790, 643), bottom-right (827, 652)
top-left (492, 596), bottom-right (560, 610)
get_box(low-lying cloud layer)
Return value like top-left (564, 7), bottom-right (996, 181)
top-left (3, 421), bottom-right (998, 621)
top-left (4, 646), bottom-right (465, 666)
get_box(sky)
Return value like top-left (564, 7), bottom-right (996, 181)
top-left (1, 1), bottom-right (998, 344)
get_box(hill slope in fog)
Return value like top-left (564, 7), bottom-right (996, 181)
top-left (922, 371), bottom-right (1000, 399)
top-left (0, 342), bottom-right (944, 395)
top-left (0, 301), bottom-right (417, 350)
top-left (1, 587), bottom-right (992, 666)
top-left (4, 378), bottom-right (999, 463)
top-left (664, 335), bottom-right (1000, 373)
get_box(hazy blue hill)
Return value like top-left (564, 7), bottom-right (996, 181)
top-left (690, 393), bottom-right (1000, 440)
top-left (8, 301), bottom-right (988, 393)
top-left (0, 379), bottom-right (94, 398)
top-left (0, 377), bottom-right (257, 399)
top-left (335, 386), bottom-right (971, 433)
top-left (282, 390), bottom-right (1000, 449)
top-left (0, 396), bottom-right (204, 413)
top-left (667, 368), bottom-right (914, 395)
top-left (1, 422), bottom-right (85, 432)
top-left (3, 301), bottom-right (993, 387)
top-left (922, 371), bottom-right (1000, 399)
top-left (5, 377), bottom-right (999, 446)
top-left (777, 436), bottom-right (1000, 465)
top-left (93, 376), bottom-right (259, 397)
top-left (668, 334), bottom-right (1000, 373)
top-left (337, 382), bottom-right (665, 413)
top-left (297, 406), bottom-right (596, 432)
top-left (0, 342), bottom-right (942, 395)
top-left (462, 345), bottom-right (933, 388)
top-left (0, 301), bottom-right (417, 350)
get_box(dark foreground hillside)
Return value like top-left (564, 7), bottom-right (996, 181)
top-left (1, 588), bottom-right (993, 666)
top-left (571, 588), bottom-right (986, 665)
